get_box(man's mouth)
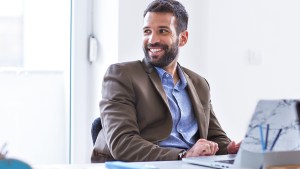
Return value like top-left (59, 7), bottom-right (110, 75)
top-left (148, 48), bottom-right (164, 57)
top-left (146, 43), bottom-right (167, 57)
top-left (149, 48), bottom-right (163, 53)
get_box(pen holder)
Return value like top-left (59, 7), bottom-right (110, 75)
top-left (0, 158), bottom-right (32, 169)
top-left (263, 151), bottom-right (300, 169)
top-left (233, 148), bottom-right (300, 169)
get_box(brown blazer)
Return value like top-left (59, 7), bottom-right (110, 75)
top-left (91, 59), bottom-right (231, 162)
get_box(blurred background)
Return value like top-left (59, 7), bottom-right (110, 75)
top-left (0, 0), bottom-right (299, 165)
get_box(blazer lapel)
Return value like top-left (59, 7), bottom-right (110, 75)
top-left (141, 59), bottom-right (170, 110)
top-left (182, 69), bottom-right (208, 139)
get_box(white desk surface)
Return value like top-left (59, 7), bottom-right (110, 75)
top-left (33, 161), bottom-right (217, 169)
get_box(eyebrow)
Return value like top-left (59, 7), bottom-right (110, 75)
top-left (143, 26), bottom-right (170, 30)
top-left (143, 26), bottom-right (150, 30)
top-left (158, 26), bottom-right (170, 29)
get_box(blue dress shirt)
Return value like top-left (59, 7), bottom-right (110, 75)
top-left (155, 66), bottom-right (198, 149)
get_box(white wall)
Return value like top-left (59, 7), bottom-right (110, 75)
top-left (71, 0), bottom-right (93, 164)
top-left (93, 0), bottom-right (300, 146)
top-left (71, 0), bottom-right (119, 164)
top-left (206, 0), bottom-right (300, 141)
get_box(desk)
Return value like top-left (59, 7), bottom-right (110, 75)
top-left (33, 161), bottom-right (219, 169)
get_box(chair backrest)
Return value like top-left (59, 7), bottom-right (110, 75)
top-left (91, 117), bottom-right (102, 145)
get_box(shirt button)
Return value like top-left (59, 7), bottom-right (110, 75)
top-left (166, 74), bottom-right (169, 77)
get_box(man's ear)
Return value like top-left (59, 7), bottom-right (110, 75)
top-left (179, 30), bottom-right (188, 47)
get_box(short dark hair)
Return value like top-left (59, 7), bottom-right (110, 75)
top-left (143, 0), bottom-right (188, 34)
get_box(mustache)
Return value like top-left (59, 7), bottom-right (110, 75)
top-left (147, 43), bottom-right (168, 49)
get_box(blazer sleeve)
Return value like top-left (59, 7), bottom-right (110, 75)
top-left (207, 104), bottom-right (231, 155)
top-left (100, 64), bottom-right (182, 162)
top-left (203, 79), bottom-right (231, 154)
top-left (183, 67), bottom-right (231, 155)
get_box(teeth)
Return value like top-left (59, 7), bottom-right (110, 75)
top-left (150, 48), bottom-right (162, 53)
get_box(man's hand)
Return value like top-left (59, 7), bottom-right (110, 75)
top-left (227, 141), bottom-right (241, 154)
top-left (185, 139), bottom-right (219, 157)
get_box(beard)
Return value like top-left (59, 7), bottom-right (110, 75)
top-left (143, 40), bottom-right (179, 68)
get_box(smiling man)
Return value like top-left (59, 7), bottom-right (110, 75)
top-left (91, 0), bottom-right (240, 163)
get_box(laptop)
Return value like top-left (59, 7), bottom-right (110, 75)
top-left (183, 99), bottom-right (300, 168)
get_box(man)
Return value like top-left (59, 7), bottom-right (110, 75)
top-left (91, 0), bottom-right (240, 163)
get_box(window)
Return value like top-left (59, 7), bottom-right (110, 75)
top-left (0, 0), bottom-right (71, 164)
top-left (0, 0), bottom-right (23, 66)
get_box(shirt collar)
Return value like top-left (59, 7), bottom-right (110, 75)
top-left (154, 66), bottom-right (187, 89)
top-left (154, 66), bottom-right (166, 80)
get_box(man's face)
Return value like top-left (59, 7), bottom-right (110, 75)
top-left (143, 12), bottom-right (180, 68)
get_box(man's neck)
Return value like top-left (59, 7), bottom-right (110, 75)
top-left (163, 62), bottom-right (179, 84)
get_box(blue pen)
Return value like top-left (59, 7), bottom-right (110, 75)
top-left (259, 125), bottom-right (266, 152)
top-left (270, 129), bottom-right (282, 151)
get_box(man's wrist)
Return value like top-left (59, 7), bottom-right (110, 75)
top-left (178, 150), bottom-right (187, 160)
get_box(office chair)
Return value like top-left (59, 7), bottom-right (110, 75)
top-left (91, 117), bottom-right (102, 145)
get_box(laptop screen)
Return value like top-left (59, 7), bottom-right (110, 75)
top-left (241, 100), bottom-right (300, 152)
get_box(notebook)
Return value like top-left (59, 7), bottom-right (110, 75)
top-left (182, 99), bottom-right (300, 169)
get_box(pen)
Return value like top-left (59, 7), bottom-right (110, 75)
top-left (270, 129), bottom-right (282, 151)
top-left (265, 124), bottom-right (269, 150)
top-left (259, 125), bottom-right (266, 152)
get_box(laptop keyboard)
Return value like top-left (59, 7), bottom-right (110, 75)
top-left (216, 159), bottom-right (235, 164)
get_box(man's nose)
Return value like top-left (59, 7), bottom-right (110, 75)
top-left (148, 33), bottom-right (160, 44)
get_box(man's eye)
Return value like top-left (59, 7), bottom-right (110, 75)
top-left (144, 30), bottom-right (151, 34)
top-left (159, 29), bottom-right (169, 34)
